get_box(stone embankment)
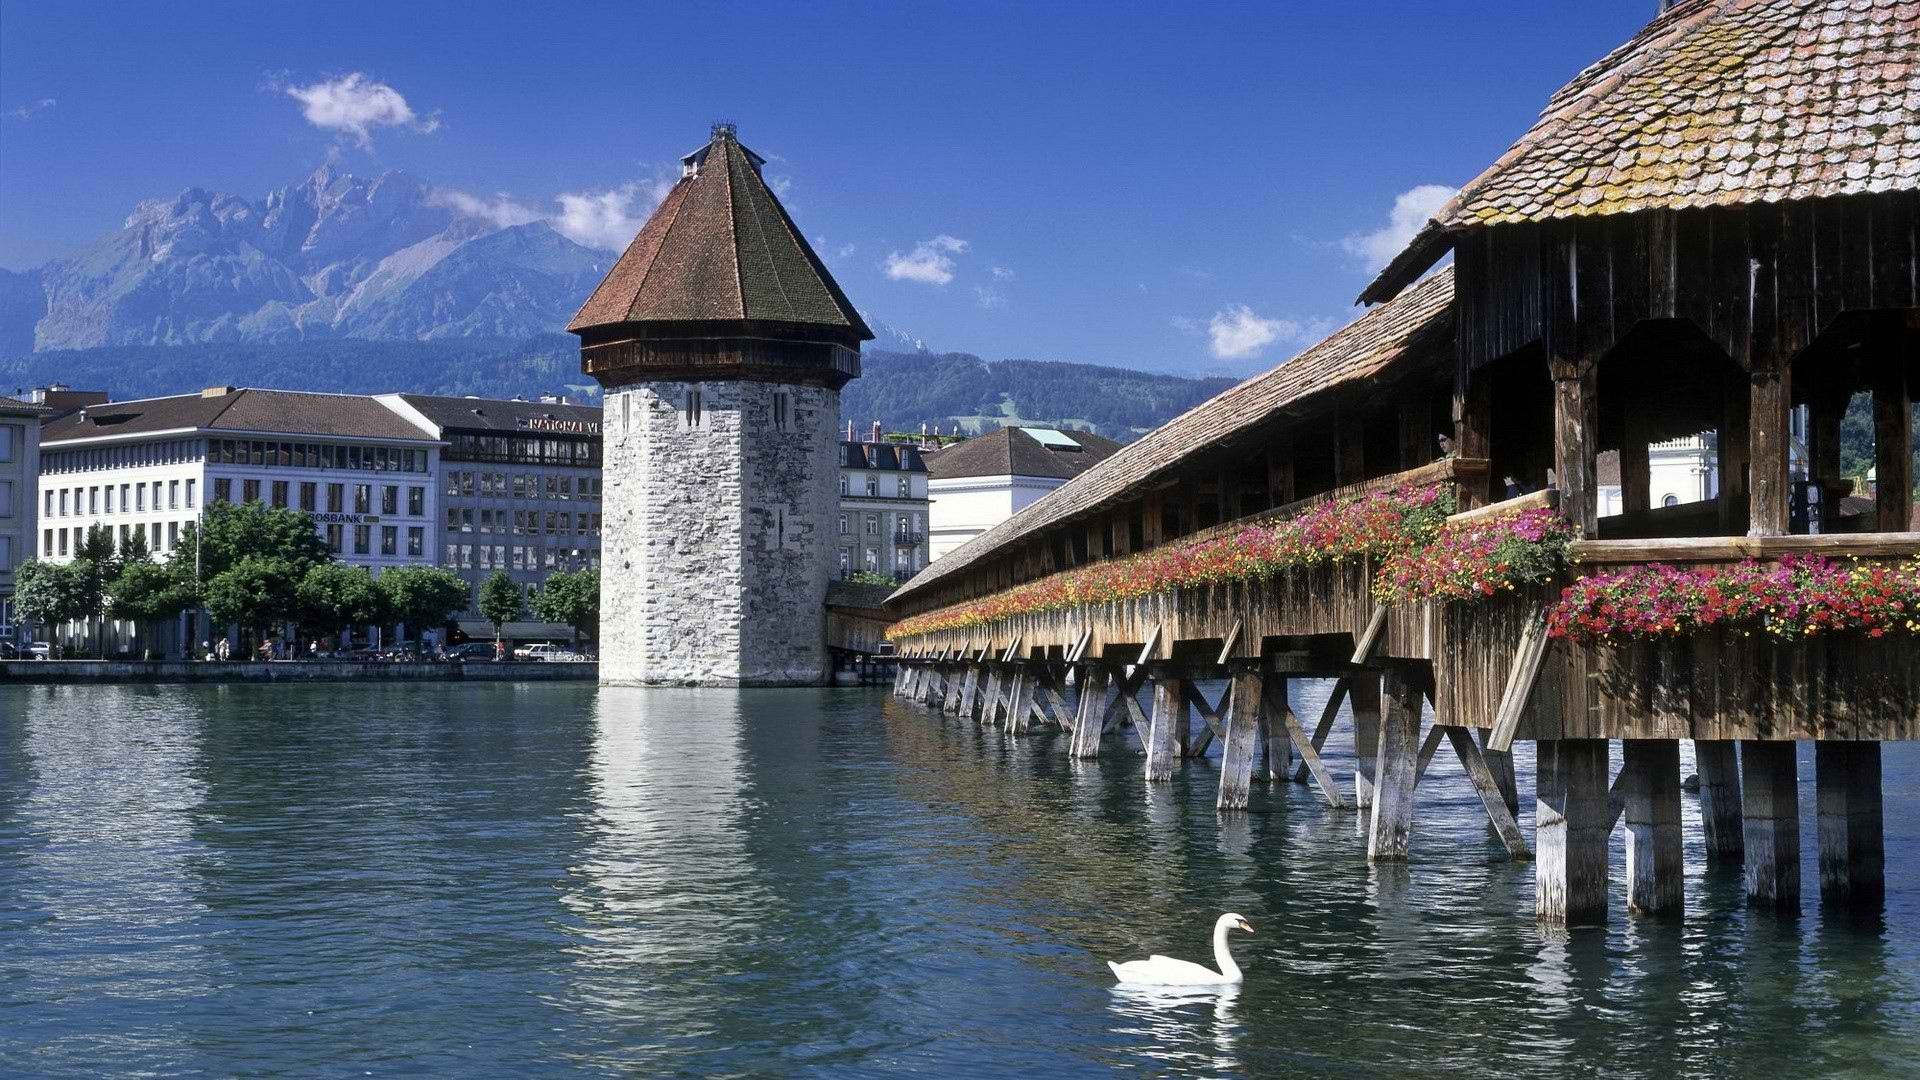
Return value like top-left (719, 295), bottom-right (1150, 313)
top-left (0, 660), bottom-right (598, 684)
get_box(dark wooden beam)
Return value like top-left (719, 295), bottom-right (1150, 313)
top-left (1874, 340), bottom-right (1912, 532)
top-left (1553, 365), bottom-right (1599, 538)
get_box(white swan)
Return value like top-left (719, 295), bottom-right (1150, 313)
top-left (1107, 913), bottom-right (1253, 985)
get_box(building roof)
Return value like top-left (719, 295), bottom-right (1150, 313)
top-left (389, 393), bottom-right (601, 436)
top-left (41, 388), bottom-right (438, 444)
top-left (891, 267), bottom-right (1456, 604)
top-left (568, 125), bottom-right (872, 339)
top-left (1363, 0), bottom-right (1920, 303)
top-left (843, 441), bottom-right (928, 472)
top-left (924, 426), bottom-right (1125, 482)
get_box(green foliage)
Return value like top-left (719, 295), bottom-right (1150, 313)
top-left (107, 558), bottom-right (198, 627)
top-left (295, 563), bottom-right (389, 637)
top-left (204, 556), bottom-right (299, 635)
top-left (197, 500), bottom-right (330, 580)
top-left (119, 526), bottom-right (151, 566)
top-left (1837, 391), bottom-right (1920, 499)
top-left (378, 566), bottom-right (470, 636)
top-left (477, 571), bottom-right (524, 640)
top-left (844, 570), bottom-right (898, 587)
top-left (530, 568), bottom-right (598, 645)
top-left (12, 559), bottom-right (100, 629)
top-left (76, 523), bottom-right (116, 566)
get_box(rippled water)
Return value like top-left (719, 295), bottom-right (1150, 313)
top-left (3, 682), bottom-right (1919, 1077)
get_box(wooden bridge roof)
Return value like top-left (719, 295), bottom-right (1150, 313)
top-left (1363, 0), bottom-right (1920, 303)
top-left (888, 267), bottom-right (1455, 606)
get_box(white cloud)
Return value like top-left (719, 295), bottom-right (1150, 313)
top-left (283, 73), bottom-right (438, 147)
top-left (1342, 184), bottom-right (1457, 270)
top-left (991, 265), bottom-right (1015, 280)
top-left (973, 285), bottom-right (1007, 309)
top-left (1207, 305), bottom-right (1299, 361)
top-left (4, 97), bottom-right (55, 122)
top-left (1169, 315), bottom-right (1201, 334)
top-left (552, 177), bottom-right (675, 251)
top-left (835, 243), bottom-right (856, 261)
top-left (431, 189), bottom-right (541, 229)
top-left (884, 234), bottom-right (968, 285)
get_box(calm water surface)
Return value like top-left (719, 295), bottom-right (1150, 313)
top-left (3, 682), bottom-right (1919, 1077)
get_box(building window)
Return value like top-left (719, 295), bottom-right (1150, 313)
top-left (838, 513), bottom-right (848, 535)
top-left (354, 524), bottom-right (371, 555)
top-left (865, 514), bottom-right (878, 536)
top-left (58, 529), bottom-right (68, 557)
top-left (408, 486), bottom-right (424, 516)
top-left (151, 522), bottom-right (161, 550)
top-left (354, 484), bottom-right (371, 514)
top-left (300, 482), bottom-right (316, 511)
top-left (407, 527), bottom-right (424, 558)
top-left (213, 479), bottom-right (232, 504)
top-left (772, 391), bottom-right (791, 432)
top-left (864, 547), bottom-right (878, 572)
top-left (168, 521), bottom-right (179, 550)
top-left (185, 479), bottom-right (195, 509)
top-left (0, 424), bottom-right (13, 463)
top-left (240, 480), bottom-right (258, 506)
top-left (684, 387), bottom-right (704, 430)
top-left (59, 489), bottom-right (69, 516)
top-left (1662, 494), bottom-right (1680, 507)
top-left (840, 476), bottom-right (849, 496)
top-left (328, 484), bottom-right (344, 513)
top-left (898, 477), bottom-right (910, 497)
top-left (462, 509), bottom-right (475, 534)
top-left (381, 526), bottom-right (398, 557)
top-left (272, 481), bottom-right (289, 509)
top-left (169, 480), bottom-right (180, 510)
top-left (0, 480), bottom-right (10, 517)
top-left (866, 477), bottom-right (878, 496)
top-left (327, 524), bottom-right (344, 554)
top-left (382, 485), bottom-right (398, 515)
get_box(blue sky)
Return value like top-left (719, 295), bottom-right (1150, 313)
top-left (0, 2), bottom-right (1653, 376)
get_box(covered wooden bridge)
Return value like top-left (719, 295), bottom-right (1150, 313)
top-left (886, 0), bottom-right (1920, 926)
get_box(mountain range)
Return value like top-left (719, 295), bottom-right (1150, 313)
top-left (0, 164), bottom-right (1237, 440)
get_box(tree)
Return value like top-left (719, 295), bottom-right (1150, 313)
top-left (378, 565), bottom-right (469, 653)
top-left (477, 571), bottom-right (524, 648)
top-left (204, 556), bottom-right (300, 650)
top-left (13, 560), bottom-right (100, 652)
top-left (530, 568), bottom-right (599, 651)
top-left (295, 563), bottom-right (389, 645)
top-left (196, 500), bottom-right (330, 580)
top-left (119, 526), bottom-right (151, 567)
top-left (107, 559), bottom-right (199, 659)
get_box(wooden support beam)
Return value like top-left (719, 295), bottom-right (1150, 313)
top-left (1144, 667), bottom-right (1186, 782)
top-left (1623, 739), bottom-right (1684, 917)
top-left (1261, 676), bottom-right (1293, 781)
top-left (1740, 740), bottom-right (1801, 913)
top-left (1266, 442), bottom-right (1296, 508)
top-left (1413, 723), bottom-right (1445, 786)
top-left (1006, 669), bottom-right (1037, 736)
top-left (1369, 666), bottom-right (1423, 862)
top-left (1452, 368), bottom-right (1491, 508)
top-left (1874, 352), bottom-right (1912, 532)
top-left (958, 665), bottom-right (981, 721)
top-left (1070, 668), bottom-right (1113, 758)
top-left (1181, 680), bottom-right (1227, 756)
top-left (1816, 741), bottom-right (1885, 908)
top-left (978, 669), bottom-right (1002, 726)
top-left (1281, 704), bottom-right (1347, 809)
top-left (1537, 738), bottom-right (1610, 926)
top-left (1621, 405), bottom-right (1652, 516)
top-left (1488, 613), bottom-right (1550, 752)
top-left (943, 666), bottom-right (965, 714)
top-left (1445, 726), bottom-right (1531, 860)
top-left (1218, 668), bottom-right (1264, 811)
top-left (1478, 728), bottom-right (1520, 819)
top-left (1350, 674), bottom-right (1382, 810)
top-left (1749, 369), bottom-right (1793, 536)
top-left (1334, 405), bottom-right (1365, 487)
top-left (1720, 375), bottom-right (1752, 535)
top-left (1291, 677), bottom-right (1349, 784)
top-left (1399, 391), bottom-right (1434, 472)
top-left (1553, 365), bottom-right (1600, 538)
top-left (1696, 740), bottom-right (1744, 865)
top-left (1351, 606), bottom-right (1389, 664)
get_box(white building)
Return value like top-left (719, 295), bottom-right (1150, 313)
top-left (1596, 435), bottom-right (1721, 516)
top-left (37, 387), bottom-right (442, 577)
top-left (0, 397), bottom-right (50, 649)
top-left (838, 423), bottom-right (931, 582)
top-left (923, 427), bottom-right (1123, 561)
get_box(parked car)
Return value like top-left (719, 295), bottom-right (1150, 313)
top-left (521, 644), bottom-right (586, 663)
top-left (0, 641), bottom-right (18, 660)
top-left (446, 642), bottom-right (498, 662)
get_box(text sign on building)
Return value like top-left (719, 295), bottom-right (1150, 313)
top-left (516, 417), bottom-right (601, 435)
top-left (313, 513), bottom-right (380, 525)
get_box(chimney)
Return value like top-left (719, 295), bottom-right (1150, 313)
top-left (871, 421), bottom-right (883, 443)
top-left (201, 386), bottom-right (236, 398)
top-left (846, 420), bottom-right (855, 442)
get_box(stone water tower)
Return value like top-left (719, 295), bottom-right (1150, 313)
top-left (570, 124), bottom-right (871, 685)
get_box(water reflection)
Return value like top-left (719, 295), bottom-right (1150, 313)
top-left (1106, 983), bottom-right (1243, 1074)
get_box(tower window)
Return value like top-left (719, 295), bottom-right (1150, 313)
top-left (684, 387), bottom-right (704, 430)
top-left (772, 392), bottom-right (791, 432)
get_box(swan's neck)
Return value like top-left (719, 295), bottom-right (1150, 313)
top-left (1213, 922), bottom-right (1241, 981)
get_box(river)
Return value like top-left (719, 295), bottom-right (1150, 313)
top-left (2, 682), bottom-right (1918, 1077)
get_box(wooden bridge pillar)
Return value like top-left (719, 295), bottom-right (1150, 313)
top-left (1350, 674), bottom-right (1382, 810)
top-left (1368, 665), bottom-right (1423, 862)
top-left (1740, 739), bottom-right (1800, 913)
top-left (1623, 739), bottom-right (1684, 917)
top-left (1262, 676), bottom-right (1293, 781)
top-left (1536, 738), bottom-right (1610, 925)
top-left (978, 667), bottom-right (1002, 725)
top-left (1069, 667), bottom-right (1112, 758)
top-left (1006, 667), bottom-right (1037, 735)
top-left (943, 665), bottom-right (965, 714)
top-left (1815, 741), bottom-right (1885, 908)
top-left (958, 665), bottom-right (981, 721)
top-left (1144, 665), bottom-right (1187, 783)
top-left (1477, 729), bottom-right (1519, 820)
top-left (1218, 665), bottom-right (1264, 810)
top-left (1695, 740), bottom-right (1744, 865)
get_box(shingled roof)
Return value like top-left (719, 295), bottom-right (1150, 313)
top-left (890, 267), bottom-right (1456, 605)
top-left (568, 125), bottom-right (872, 339)
top-left (1362, 0), bottom-right (1920, 303)
top-left (42, 388), bottom-right (439, 444)
top-left (924, 427), bottom-right (1125, 482)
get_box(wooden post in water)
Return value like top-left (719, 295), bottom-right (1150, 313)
top-left (1740, 739), bottom-right (1800, 913)
top-left (1536, 738), bottom-right (1610, 925)
top-left (979, 668), bottom-right (1002, 726)
top-left (1368, 665), bottom-right (1423, 861)
top-left (1815, 741), bottom-right (1885, 908)
top-left (1070, 667), bottom-right (1112, 759)
top-left (943, 665), bottom-right (965, 714)
top-left (1623, 739), bottom-right (1683, 917)
top-left (1695, 740), bottom-right (1744, 864)
top-left (1218, 665), bottom-right (1264, 810)
top-left (958, 665), bottom-right (981, 721)
top-left (1477, 728), bottom-right (1520, 819)
top-left (1261, 676), bottom-right (1292, 781)
top-left (1144, 665), bottom-right (1186, 783)
top-left (1350, 674), bottom-right (1382, 810)
top-left (1006, 668), bottom-right (1036, 735)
